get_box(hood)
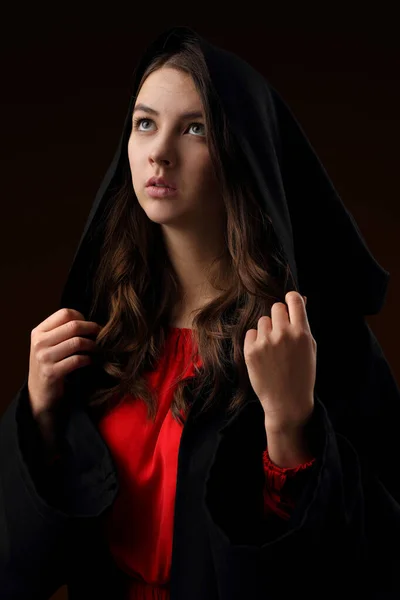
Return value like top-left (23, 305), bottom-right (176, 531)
top-left (59, 25), bottom-right (389, 318)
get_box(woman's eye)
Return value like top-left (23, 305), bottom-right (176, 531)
top-left (137, 118), bottom-right (153, 131)
top-left (188, 123), bottom-right (205, 136)
top-left (133, 117), bottom-right (205, 136)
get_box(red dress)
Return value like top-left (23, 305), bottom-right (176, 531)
top-left (97, 327), bottom-right (315, 599)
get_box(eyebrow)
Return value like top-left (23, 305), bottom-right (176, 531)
top-left (133, 103), bottom-right (204, 121)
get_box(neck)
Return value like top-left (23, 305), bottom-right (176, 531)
top-left (161, 222), bottom-right (230, 305)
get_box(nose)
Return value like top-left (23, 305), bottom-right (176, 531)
top-left (150, 155), bottom-right (171, 167)
top-left (148, 135), bottom-right (176, 168)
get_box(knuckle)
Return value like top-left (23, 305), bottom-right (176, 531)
top-left (42, 364), bottom-right (55, 380)
top-left (36, 349), bottom-right (46, 363)
top-left (297, 329), bottom-right (309, 339)
top-left (295, 330), bottom-right (311, 345)
top-left (62, 308), bottom-right (76, 319)
top-left (66, 320), bottom-right (80, 335)
top-left (32, 337), bottom-right (41, 352)
top-left (70, 336), bottom-right (82, 351)
top-left (272, 334), bottom-right (283, 346)
top-left (273, 329), bottom-right (286, 341)
top-left (72, 354), bottom-right (83, 366)
top-left (244, 346), bottom-right (259, 360)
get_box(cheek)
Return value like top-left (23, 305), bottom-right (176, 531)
top-left (127, 138), bottom-right (136, 169)
top-left (189, 149), bottom-right (216, 184)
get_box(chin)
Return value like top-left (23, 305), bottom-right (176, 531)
top-left (139, 205), bottom-right (181, 225)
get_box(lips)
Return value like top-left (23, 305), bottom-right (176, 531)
top-left (146, 176), bottom-right (177, 189)
top-left (146, 185), bottom-right (178, 198)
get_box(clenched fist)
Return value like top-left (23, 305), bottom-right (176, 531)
top-left (28, 308), bottom-right (101, 418)
top-left (244, 291), bottom-right (316, 435)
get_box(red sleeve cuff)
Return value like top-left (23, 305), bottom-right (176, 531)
top-left (262, 447), bottom-right (316, 520)
top-left (262, 448), bottom-right (316, 491)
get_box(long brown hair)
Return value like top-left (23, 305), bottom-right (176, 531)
top-left (86, 35), bottom-right (294, 425)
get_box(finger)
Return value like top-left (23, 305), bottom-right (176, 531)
top-left (50, 337), bottom-right (98, 364)
top-left (45, 320), bottom-right (101, 349)
top-left (285, 291), bottom-right (308, 328)
top-left (37, 308), bottom-right (86, 333)
top-left (270, 302), bottom-right (289, 331)
top-left (256, 315), bottom-right (272, 341)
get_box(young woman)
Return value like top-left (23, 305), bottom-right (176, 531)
top-left (1, 26), bottom-right (399, 600)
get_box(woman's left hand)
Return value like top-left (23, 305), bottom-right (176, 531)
top-left (243, 291), bottom-right (317, 435)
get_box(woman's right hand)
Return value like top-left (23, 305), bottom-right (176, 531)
top-left (28, 308), bottom-right (102, 418)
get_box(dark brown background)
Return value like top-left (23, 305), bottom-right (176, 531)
top-left (1, 6), bottom-right (399, 599)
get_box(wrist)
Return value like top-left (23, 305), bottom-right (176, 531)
top-left (31, 408), bottom-right (65, 457)
top-left (265, 426), bottom-right (314, 468)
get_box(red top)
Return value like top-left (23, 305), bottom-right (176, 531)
top-left (97, 327), bottom-right (315, 599)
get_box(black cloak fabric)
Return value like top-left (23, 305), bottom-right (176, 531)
top-left (1, 25), bottom-right (399, 599)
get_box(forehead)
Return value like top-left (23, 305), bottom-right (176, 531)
top-left (136, 67), bottom-right (202, 108)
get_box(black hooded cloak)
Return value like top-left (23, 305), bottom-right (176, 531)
top-left (1, 26), bottom-right (399, 599)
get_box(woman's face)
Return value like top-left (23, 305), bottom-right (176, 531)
top-left (128, 66), bottom-right (224, 229)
